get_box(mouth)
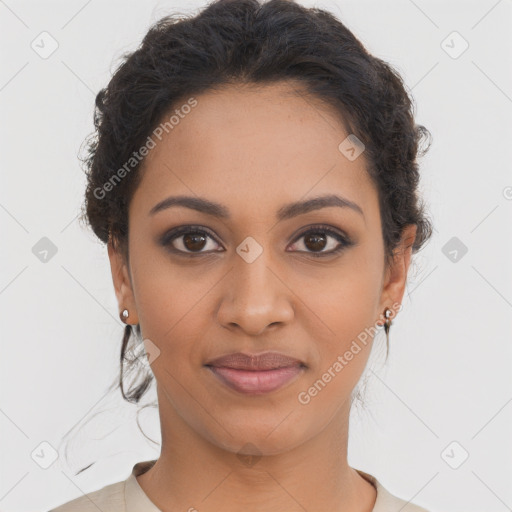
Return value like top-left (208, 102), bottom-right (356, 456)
top-left (204, 351), bottom-right (307, 395)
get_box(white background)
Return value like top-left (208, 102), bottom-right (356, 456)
top-left (1, 1), bottom-right (511, 511)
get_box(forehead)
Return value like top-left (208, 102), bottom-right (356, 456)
top-left (131, 82), bottom-right (378, 224)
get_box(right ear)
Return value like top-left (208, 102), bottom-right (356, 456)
top-left (108, 239), bottom-right (139, 325)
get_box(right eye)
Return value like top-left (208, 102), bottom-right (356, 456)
top-left (159, 225), bottom-right (224, 256)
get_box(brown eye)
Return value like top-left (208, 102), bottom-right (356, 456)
top-left (160, 226), bottom-right (223, 255)
top-left (182, 232), bottom-right (208, 252)
top-left (303, 232), bottom-right (328, 252)
top-left (289, 225), bottom-right (353, 257)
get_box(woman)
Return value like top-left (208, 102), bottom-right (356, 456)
top-left (50, 0), bottom-right (433, 510)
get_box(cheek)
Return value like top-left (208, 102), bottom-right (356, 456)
top-left (297, 255), bottom-right (382, 339)
top-left (128, 275), bottom-right (213, 387)
top-left (297, 296), bottom-right (377, 419)
top-left (296, 254), bottom-right (382, 389)
top-left (135, 289), bottom-right (208, 370)
top-left (129, 244), bottom-right (213, 337)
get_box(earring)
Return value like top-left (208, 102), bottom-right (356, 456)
top-left (120, 309), bottom-right (129, 323)
top-left (383, 307), bottom-right (392, 349)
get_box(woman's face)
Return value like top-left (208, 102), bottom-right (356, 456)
top-left (109, 81), bottom-right (414, 456)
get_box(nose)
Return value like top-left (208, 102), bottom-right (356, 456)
top-left (216, 250), bottom-right (295, 336)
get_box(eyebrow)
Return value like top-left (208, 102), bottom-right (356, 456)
top-left (149, 193), bottom-right (364, 221)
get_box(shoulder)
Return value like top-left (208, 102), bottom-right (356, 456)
top-left (355, 469), bottom-right (431, 512)
top-left (375, 486), bottom-right (431, 512)
top-left (48, 480), bottom-right (125, 512)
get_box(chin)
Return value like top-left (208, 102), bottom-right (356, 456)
top-left (206, 422), bottom-right (309, 458)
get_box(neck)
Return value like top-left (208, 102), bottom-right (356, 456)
top-left (136, 386), bottom-right (377, 512)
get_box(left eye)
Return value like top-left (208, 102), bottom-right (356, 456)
top-left (288, 226), bottom-right (351, 257)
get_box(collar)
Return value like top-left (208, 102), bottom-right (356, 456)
top-left (125, 459), bottom-right (160, 512)
top-left (124, 459), bottom-right (410, 512)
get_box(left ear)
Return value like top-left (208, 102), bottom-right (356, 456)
top-left (378, 224), bottom-right (417, 324)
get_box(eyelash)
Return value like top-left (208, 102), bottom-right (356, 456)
top-left (159, 224), bottom-right (353, 258)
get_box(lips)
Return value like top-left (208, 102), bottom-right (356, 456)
top-left (204, 351), bottom-right (305, 371)
top-left (204, 351), bottom-right (306, 394)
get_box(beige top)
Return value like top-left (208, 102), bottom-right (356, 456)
top-left (49, 459), bottom-right (430, 512)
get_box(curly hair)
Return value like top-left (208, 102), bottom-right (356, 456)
top-left (79, 0), bottom-right (433, 407)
